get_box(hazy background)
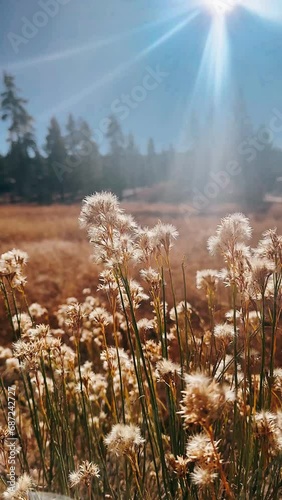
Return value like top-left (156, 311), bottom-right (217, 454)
top-left (0, 0), bottom-right (282, 209)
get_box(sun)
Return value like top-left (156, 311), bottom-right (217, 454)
top-left (204, 0), bottom-right (237, 15)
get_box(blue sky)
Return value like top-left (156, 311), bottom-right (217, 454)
top-left (0, 0), bottom-right (282, 152)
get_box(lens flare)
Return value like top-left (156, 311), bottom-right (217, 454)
top-left (38, 12), bottom-right (199, 120)
top-left (205, 0), bottom-right (237, 15)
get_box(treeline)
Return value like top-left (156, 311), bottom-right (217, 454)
top-left (0, 73), bottom-right (282, 206)
top-left (0, 73), bottom-right (172, 204)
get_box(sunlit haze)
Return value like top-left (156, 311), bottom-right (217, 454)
top-left (203, 0), bottom-right (238, 15)
top-left (0, 0), bottom-right (282, 154)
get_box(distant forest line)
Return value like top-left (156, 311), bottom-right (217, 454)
top-left (0, 73), bottom-right (282, 206)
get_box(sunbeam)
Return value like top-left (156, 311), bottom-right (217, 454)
top-left (188, 14), bottom-right (230, 111)
top-left (2, 38), bottom-right (114, 73)
top-left (203, 0), bottom-right (238, 16)
top-left (199, 0), bottom-right (282, 24)
top-left (2, 9), bottom-right (194, 73)
top-left (175, 1), bottom-right (233, 171)
top-left (207, 16), bottom-right (230, 101)
top-left (188, 0), bottom-right (282, 120)
top-left (241, 0), bottom-right (282, 24)
top-left (136, 10), bottom-right (199, 59)
top-left (38, 11), bottom-right (199, 122)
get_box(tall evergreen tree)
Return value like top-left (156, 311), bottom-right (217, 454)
top-left (0, 154), bottom-right (8, 197)
top-left (1, 73), bottom-right (37, 198)
top-left (146, 137), bottom-right (156, 185)
top-left (65, 114), bottom-right (81, 155)
top-left (64, 114), bottom-right (82, 199)
top-left (124, 133), bottom-right (140, 189)
top-left (78, 119), bottom-right (102, 196)
top-left (45, 117), bottom-right (67, 202)
top-left (105, 115), bottom-right (125, 196)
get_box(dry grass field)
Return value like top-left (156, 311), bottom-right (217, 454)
top-left (1, 200), bottom-right (282, 317)
top-left (0, 199), bottom-right (282, 350)
top-left (2, 197), bottom-right (282, 498)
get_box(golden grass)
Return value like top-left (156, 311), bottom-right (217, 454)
top-left (1, 201), bottom-right (282, 311)
top-left (1, 198), bottom-right (282, 498)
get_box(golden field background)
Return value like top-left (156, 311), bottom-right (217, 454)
top-left (1, 201), bottom-right (282, 334)
top-left (1, 200), bottom-right (282, 499)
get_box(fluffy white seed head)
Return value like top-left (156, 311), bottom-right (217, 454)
top-left (3, 473), bottom-right (33, 499)
top-left (196, 269), bottom-right (219, 290)
top-left (179, 372), bottom-right (234, 426)
top-left (69, 461), bottom-right (100, 488)
top-left (207, 213), bottom-right (252, 256)
top-left (190, 465), bottom-right (218, 487)
top-left (104, 423), bottom-right (145, 456)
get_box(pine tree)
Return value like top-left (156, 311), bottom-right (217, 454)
top-left (1, 73), bottom-right (37, 199)
top-left (78, 119), bottom-right (102, 196)
top-left (105, 115), bottom-right (125, 197)
top-left (146, 137), bottom-right (156, 185)
top-left (45, 117), bottom-right (67, 202)
top-left (64, 114), bottom-right (82, 199)
top-left (124, 133), bottom-right (140, 189)
top-left (65, 114), bottom-right (81, 155)
top-left (0, 154), bottom-right (8, 197)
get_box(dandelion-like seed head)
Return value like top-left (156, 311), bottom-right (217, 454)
top-left (179, 372), bottom-right (234, 426)
top-left (214, 323), bottom-right (235, 344)
top-left (254, 411), bottom-right (282, 454)
top-left (256, 229), bottom-right (282, 271)
top-left (115, 213), bottom-right (137, 233)
top-left (273, 369), bottom-right (282, 392)
top-left (135, 226), bottom-right (156, 263)
top-left (79, 191), bottom-right (120, 229)
top-left (144, 339), bottom-right (163, 363)
top-left (249, 256), bottom-right (275, 290)
top-left (79, 192), bottom-right (142, 267)
top-left (190, 465), bottom-right (218, 488)
top-left (155, 358), bottom-right (181, 383)
top-left (12, 313), bottom-right (32, 336)
top-left (196, 269), bottom-right (219, 290)
top-left (98, 269), bottom-right (118, 295)
top-left (27, 324), bottom-right (50, 340)
top-left (1, 249), bottom-right (28, 268)
top-left (104, 423), bottom-right (145, 457)
top-left (207, 213), bottom-right (252, 256)
top-left (118, 279), bottom-right (149, 310)
top-left (254, 411), bottom-right (277, 437)
top-left (151, 222), bottom-right (179, 255)
top-left (225, 309), bottom-right (242, 322)
top-left (3, 473), bottom-right (33, 499)
top-left (28, 303), bottom-right (47, 319)
top-left (169, 301), bottom-right (192, 321)
top-left (89, 307), bottom-right (111, 327)
top-left (140, 267), bottom-right (161, 292)
top-left (137, 318), bottom-right (154, 332)
top-left (186, 433), bottom-right (219, 464)
top-left (69, 460), bottom-right (100, 488)
top-left (0, 249), bottom-right (28, 288)
top-left (166, 454), bottom-right (189, 478)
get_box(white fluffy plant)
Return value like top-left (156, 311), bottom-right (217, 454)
top-left (1, 197), bottom-right (282, 499)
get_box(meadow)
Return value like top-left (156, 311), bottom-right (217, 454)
top-left (1, 197), bottom-right (282, 499)
top-left (1, 201), bottom-right (282, 312)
